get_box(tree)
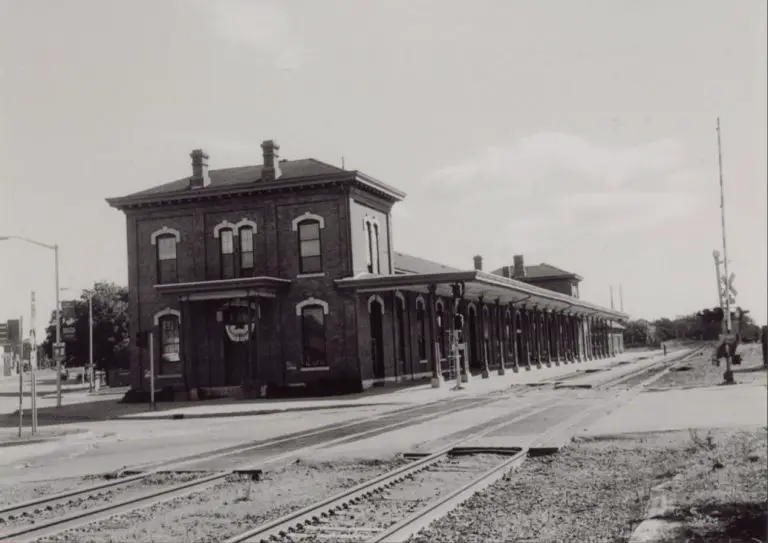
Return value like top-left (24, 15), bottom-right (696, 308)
top-left (41, 282), bottom-right (129, 373)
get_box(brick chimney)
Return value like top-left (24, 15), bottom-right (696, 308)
top-left (501, 265), bottom-right (511, 278)
top-left (190, 149), bottom-right (210, 189)
top-left (513, 254), bottom-right (526, 278)
top-left (473, 255), bottom-right (483, 271)
top-left (261, 139), bottom-right (281, 181)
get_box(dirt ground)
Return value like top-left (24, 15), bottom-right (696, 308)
top-left (407, 426), bottom-right (767, 543)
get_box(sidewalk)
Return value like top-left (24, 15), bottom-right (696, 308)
top-left (119, 348), bottom-right (670, 420)
top-left (580, 358), bottom-right (767, 437)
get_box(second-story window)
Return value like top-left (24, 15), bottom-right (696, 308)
top-left (366, 221), bottom-right (374, 273)
top-left (156, 235), bottom-right (178, 284)
top-left (373, 223), bottom-right (381, 274)
top-left (239, 226), bottom-right (254, 275)
top-left (220, 228), bottom-right (235, 279)
top-left (298, 220), bottom-right (322, 274)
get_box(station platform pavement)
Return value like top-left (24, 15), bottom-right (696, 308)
top-left (118, 347), bottom-right (672, 421)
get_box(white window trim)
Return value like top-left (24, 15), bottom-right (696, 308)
top-left (467, 301), bottom-right (477, 313)
top-left (235, 218), bottom-right (258, 232)
top-left (213, 221), bottom-right (236, 239)
top-left (435, 299), bottom-right (445, 312)
top-left (153, 307), bottom-right (181, 326)
top-left (214, 219), bottom-right (258, 238)
top-left (415, 295), bottom-right (426, 309)
top-left (291, 212), bottom-right (326, 231)
top-left (367, 294), bottom-right (385, 314)
top-left (150, 226), bottom-right (181, 245)
top-left (395, 291), bottom-right (406, 306)
top-left (296, 297), bottom-right (329, 316)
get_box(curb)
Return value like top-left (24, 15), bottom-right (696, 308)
top-left (629, 475), bottom-right (684, 542)
top-left (116, 401), bottom-right (401, 421)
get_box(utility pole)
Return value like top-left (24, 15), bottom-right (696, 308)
top-left (17, 315), bottom-right (23, 437)
top-left (716, 117), bottom-right (734, 384)
top-left (619, 284), bottom-right (624, 312)
top-left (30, 292), bottom-right (37, 434)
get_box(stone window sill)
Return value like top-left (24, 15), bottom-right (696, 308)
top-left (297, 272), bottom-right (326, 279)
top-left (300, 366), bottom-right (330, 372)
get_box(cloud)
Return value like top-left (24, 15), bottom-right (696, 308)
top-left (201, 0), bottom-right (304, 70)
top-left (411, 133), bottom-right (702, 253)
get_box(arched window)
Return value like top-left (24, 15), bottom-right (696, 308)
top-left (239, 226), bottom-right (255, 275)
top-left (416, 298), bottom-right (427, 361)
top-left (156, 234), bottom-right (178, 284)
top-left (298, 219), bottom-right (322, 274)
top-left (219, 228), bottom-right (235, 279)
top-left (436, 300), bottom-right (446, 360)
top-left (366, 221), bottom-right (374, 273)
top-left (396, 295), bottom-right (406, 364)
top-left (159, 314), bottom-right (181, 375)
top-left (301, 304), bottom-right (327, 368)
top-left (373, 223), bottom-right (381, 274)
top-left (505, 310), bottom-right (513, 352)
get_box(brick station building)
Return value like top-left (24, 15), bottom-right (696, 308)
top-left (107, 140), bottom-right (628, 400)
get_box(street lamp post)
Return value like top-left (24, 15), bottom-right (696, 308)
top-left (0, 236), bottom-right (63, 407)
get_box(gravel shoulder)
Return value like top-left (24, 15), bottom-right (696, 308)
top-left (36, 457), bottom-right (410, 543)
top-left (652, 343), bottom-right (766, 390)
top-left (407, 427), bottom-right (767, 543)
top-left (662, 426), bottom-right (767, 541)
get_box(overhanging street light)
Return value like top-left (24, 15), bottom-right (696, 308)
top-left (0, 235), bottom-right (63, 406)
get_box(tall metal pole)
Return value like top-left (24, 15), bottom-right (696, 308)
top-left (88, 291), bottom-right (94, 393)
top-left (18, 315), bottom-right (24, 437)
top-left (31, 291), bottom-right (37, 434)
top-left (54, 244), bottom-right (62, 407)
top-left (716, 117), bottom-right (734, 384)
top-left (713, 251), bottom-right (725, 312)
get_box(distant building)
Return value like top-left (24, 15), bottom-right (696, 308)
top-left (107, 140), bottom-right (628, 400)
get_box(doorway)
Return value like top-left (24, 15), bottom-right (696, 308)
top-left (370, 299), bottom-right (385, 379)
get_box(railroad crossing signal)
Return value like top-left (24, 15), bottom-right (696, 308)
top-left (720, 273), bottom-right (737, 301)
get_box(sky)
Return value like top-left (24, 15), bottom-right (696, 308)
top-left (1, 0), bottom-right (766, 337)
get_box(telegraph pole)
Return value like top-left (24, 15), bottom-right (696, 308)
top-left (716, 117), bottom-right (734, 384)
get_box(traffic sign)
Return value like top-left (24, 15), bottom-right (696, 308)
top-left (53, 342), bottom-right (66, 360)
top-left (61, 300), bottom-right (77, 321)
top-left (62, 326), bottom-right (77, 341)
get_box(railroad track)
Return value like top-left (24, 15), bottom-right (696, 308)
top-left (221, 350), bottom-right (710, 543)
top-left (597, 345), bottom-right (707, 390)
top-left (1, 351), bottom-right (701, 542)
top-left (0, 389), bottom-right (526, 542)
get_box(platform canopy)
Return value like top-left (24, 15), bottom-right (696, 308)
top-left (336, 270), bottom-right (629, 321)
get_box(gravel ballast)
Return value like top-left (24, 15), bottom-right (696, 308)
top-left (0, 473), bottom-right (202, 533)
top-left (35, 457), bottom-right (410, 542)
top-left (280, 453), bottom-right (508, 543)
top-left (406, 428), bottom-right (766, 543)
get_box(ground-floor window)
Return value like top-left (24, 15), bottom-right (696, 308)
top-left (301, 305), bottom-right (327, 368)
top-left (159, 315), bottom-right (181, 375)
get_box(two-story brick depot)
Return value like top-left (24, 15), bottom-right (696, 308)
top-left (107, 140), bottom-right (628, 400)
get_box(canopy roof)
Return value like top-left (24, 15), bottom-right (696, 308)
top-left (336, 270), bottom-right (629, 320)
